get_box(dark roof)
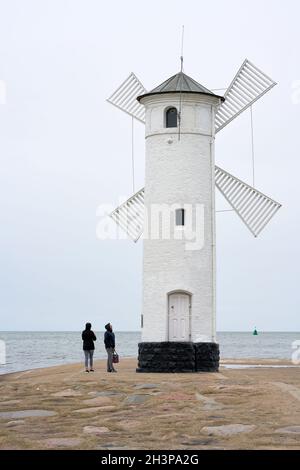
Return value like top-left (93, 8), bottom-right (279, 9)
top-left (137, 71), bottom-right (225, 102)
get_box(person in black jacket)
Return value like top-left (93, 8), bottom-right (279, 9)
top-left (104, 323), bottom-right (116, 372)
top-left (82, 322), bottom-right (97, 372)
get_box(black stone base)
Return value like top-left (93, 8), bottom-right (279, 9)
top-left (194, 342), bottom-right (220, 372)
top-left (136, 342), bottom-right (219, 373)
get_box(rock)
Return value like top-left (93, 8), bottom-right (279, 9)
top-left (276, 426), bottom-right (300, 434)
top-left (150, 412), bottom-right (185, 420)
top-left (214, 373), bottom-right (228, 379)
top-left (202, 424), bottom-right (256, 437)
top-left (73, 406), bottom-right (116, 413)
top-left (272, 382), bottom-right (300, 402)
top-left (159, 392), bottom-right (194, 401)
top-left (95, 406), bottom-right (116, 411)
top-left (88, 391), bottom-right (121, 397)
top-left (83, 426), bottom-right (110, 435)
top-left (6, 420), bottom-right (26, 427)
top-left (124, 395), bottom-right (150, 405)
top-left (0, 400), bottom-right (21, 406)
top-left (43, 438), bottom-right (82, 448)
top-left (195, 393), bottom-right (225, 411)
top-left (52, 389), bottom-right (82, 397)
top-left (181, 438), bottom-right (214, 446)
top-left (134, 384), bottom-right (160, 390)
top-left (160, 431), bottom-right (179, 441)
top-left (119, 420), bottom-right (142, 429)
top-left (96, 444), bottom-right (128, 450)
top-left (0, 445), bottom-right (22, 450)
top-left (82, 396), bottom-right (112, 406)
top-left (0, 410), bottom-right (57, 419)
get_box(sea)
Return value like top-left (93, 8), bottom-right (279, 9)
top-left (0, 331), bottom-right (299, 375)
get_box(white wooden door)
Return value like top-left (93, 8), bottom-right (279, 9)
top-left (168, 293), bottom-right (190, 341)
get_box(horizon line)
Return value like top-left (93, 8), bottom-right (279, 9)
top-left (0, 330), bottom-right (299, 333)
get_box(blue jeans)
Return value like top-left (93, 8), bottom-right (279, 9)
top-left (84, 350), bottom-right (94, 369)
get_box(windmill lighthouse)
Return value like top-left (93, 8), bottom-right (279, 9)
top-left (107, 59), bottom-right (281, 372)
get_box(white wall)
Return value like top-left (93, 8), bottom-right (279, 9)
top-left (140, 93), bottom-right (221, 343)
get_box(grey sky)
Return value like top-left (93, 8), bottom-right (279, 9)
top-left (0, 0), bottom-right (299, 331)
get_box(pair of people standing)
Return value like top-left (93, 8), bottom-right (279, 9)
top-left (81, 322), bottom-right (117, 373)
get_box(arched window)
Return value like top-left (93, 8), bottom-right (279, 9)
top-left (165, 107), bottom-right (178, 128)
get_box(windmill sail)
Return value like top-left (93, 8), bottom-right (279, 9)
top-left (215, 165), bottom-right (281, 237)
top-left (215, 59), bottom-right (276, 133)
top-left (107, 73), bottom-right (146, 123)
top-left (110, 166), bottom-right (281, 241)
top-left (110, 188), bottom-right (145, 242)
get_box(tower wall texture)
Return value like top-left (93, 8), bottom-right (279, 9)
top-left (140, 93), bottom-right (221, 344)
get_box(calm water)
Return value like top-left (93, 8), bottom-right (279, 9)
top-left (0, 331), bottom-right (299, 375)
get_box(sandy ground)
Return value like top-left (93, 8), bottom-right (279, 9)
top-left (0, 358), bottom-right (300, 450)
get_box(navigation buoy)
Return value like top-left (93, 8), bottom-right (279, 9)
top-left (253, 327), bottom-right (258, 336)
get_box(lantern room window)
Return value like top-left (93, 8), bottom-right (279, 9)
top-left (165, 107), bottom-right (178, 128)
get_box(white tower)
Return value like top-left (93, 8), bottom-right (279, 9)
top-left (107, 60), bottom-right (281, 372)
top-left (137, 74), bottom-right (223, 371)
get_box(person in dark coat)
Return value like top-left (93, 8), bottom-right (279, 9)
top-left (82, 322), bottom-right (97, 372)
top-left (104, 323), bottom-right (116, 372)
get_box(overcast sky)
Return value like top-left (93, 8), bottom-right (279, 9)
top-left (0, 0), bottom-right (299, 332)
